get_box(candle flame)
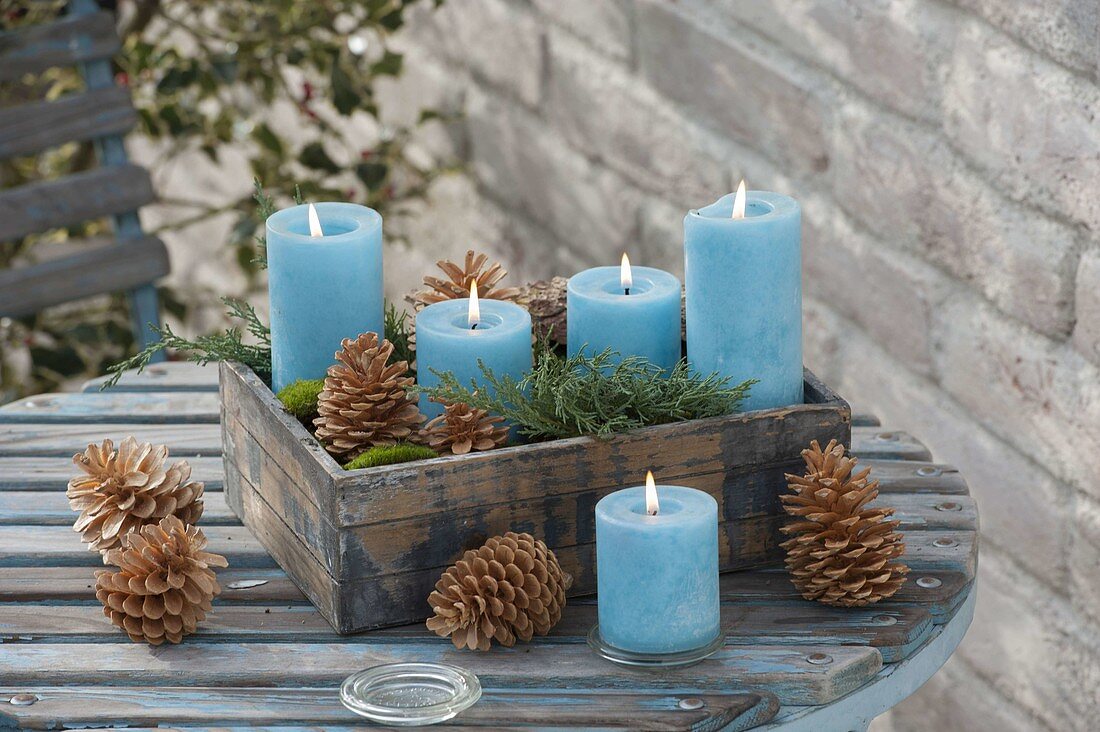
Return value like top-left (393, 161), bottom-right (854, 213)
top-left (307, 203), bottom-right (324, 237)
top-left (468, 279), bottom-right (480, 329)
top-left (620, 252), bottom-right (633, 293)
top-left (731, 179), bottom-right (747, 220)
top-left (645, 471), bottom-right (659, 516)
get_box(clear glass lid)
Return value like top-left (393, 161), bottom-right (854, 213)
top-left (339, 662), bottom-right (482, 726)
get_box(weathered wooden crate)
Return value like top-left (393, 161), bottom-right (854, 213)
top-left (220, 361), bottom-right (851, 634)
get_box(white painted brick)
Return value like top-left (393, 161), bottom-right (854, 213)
top-left (944, 21), bottom-right (1100, 231)
top-left (531, 0), bottom-right (633, 62)
top-left (933, 294), bottom-right (1100, 498)
top-left (873, 655), bottom-right (1052, 732)
top-left (1073, 247), bottom-right (1100, 368)
top-left (957, 553), bottom-right (1082, 729)
top-left (637, 196), bottom-right (686, 278)
top-left (404, 0), bottom-right (543, 107)
top-left (949, 0), bottom-right (1100, 77)
top-left (802, 194), bottom-right (949, 376)
top-left (830, 101), bottom-right (1077, 337)
top-left (815, 315), bottom-right (1073, 584)
top-left (465, 88), bottom-right (645, 262)
top-left (633, 0), bottom-right (831, 177)
top-left (1071, 494), bottom-right (1100, 628)
top-left (374, 47), bottom-right (467, 163)
top-left (802, 298), bottom-right (845, 387)
top-left (737, 0), bottom-right (956, 121)
top-left (545, 29), bottom-right (730, 205)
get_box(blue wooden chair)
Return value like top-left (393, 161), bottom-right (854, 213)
top-left (0, 0), bottom-right (166, 352)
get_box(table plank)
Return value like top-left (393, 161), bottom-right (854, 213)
top-left (0, 491), bottom-right (236, 525)
top-left (850, 429), bottom-right (932, 462)
top-left (0, 392), bottom-right (220, 424)
top-left (0, 686), bottom-right (780, 731)
top-left (0, 642), bottom-right (882, 706)
top-left (0, 456), bottom-right (225, 491)
top-left (0, 423), bottom-right (222, 457)
top-left (0, 602), bottom-right (933, 663)
top-left (0, 525), bottom-right (273, 568)
top-left (83, 362), bottom-right (219, 393)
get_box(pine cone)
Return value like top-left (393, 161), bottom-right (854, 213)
top-left (780, 440), bottom-right (909, 607)
top-left (410, 250), bottom-right (521, 309)
top-left (68, 437), bottom-right (204, 554)
top-left (314, 332), bottom-right (423, 460)
top-left (426, 532), bottom-right (572, 651)
top-left (95, 516), bottom-right (228, 645)
top-left (515, 277), bottom-right (568, 345)
top-left (421, 399), bottom-right (508, 455)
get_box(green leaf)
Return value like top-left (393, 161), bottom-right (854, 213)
top-left (299, 141), bottom-right (341, 173)
top-left (331, 63), bottom-right (360, 115)
top-left (251, 123), bottom-right (284, 156)
top-left (356, 161), bottom-right (388, 190)
top-left (371, 50), bottom-right (403, 77)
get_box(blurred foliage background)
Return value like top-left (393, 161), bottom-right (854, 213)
top-left (0, 0), bottom-right (448, 403)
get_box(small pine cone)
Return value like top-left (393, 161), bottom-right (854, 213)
top-left (95, 516), bottom-right (228, 645)
top-left (410, 250), bottom-right (521, 309)
top-left (68, 437), bottom-right (204, 554)
top-left (780, 440), bottom-right (909, 607)
top-left (426, 532), bottom-right (572, 651)
top-left (314, 332), bottom-right (423, 460)
top-left (421, 399), bottom-right (508, 455)
top-left (514, 277), bottom-right (568, 345)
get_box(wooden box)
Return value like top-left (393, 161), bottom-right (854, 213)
top-left (220, 361), bottom-right (851, 634)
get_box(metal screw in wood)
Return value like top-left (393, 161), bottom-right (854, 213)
top-left (806, 653), bottom-right (833, 665)
top-left (915, 466), bottom-right (941, 477)
top-left (933, 537), bottom-right (958, 548)
top-left (936, 502), bottom-right (962, 512)
top-left (874, 615), bottom-right (898, 626)
top-left (916, 577), bottom-right (942, 589)
top-left (875, 432), bottom-right (899, 442)
top-left (678, 698), bottom-right (705, 711)
top-left (9, 694), bottom-right (37, 706)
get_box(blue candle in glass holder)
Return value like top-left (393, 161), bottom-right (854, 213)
top-left (267, 202), bottom-right (383, 393)
top-left (415, 284), bottom-right (533, 422)
top-left (594, 473), bottom-right (721, 656)
top-left (684, 183), bottom-right (803, 410)
top-left (567, 254), bottom-right (682, 372)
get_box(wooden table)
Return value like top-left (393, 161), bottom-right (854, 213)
top-left (0, 363), bottom-right (976, 731)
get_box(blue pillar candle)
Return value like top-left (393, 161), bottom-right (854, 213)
top-left (415, 287), bottom-right (533, 422)
top-left (684, 187), bottom-right (803, 410)
top-left (267, 202), bottom-right (384, 393)
top-left (595, 474), bottom-right (721, 655)
top-left (566, 255), bottom-right (682, 372)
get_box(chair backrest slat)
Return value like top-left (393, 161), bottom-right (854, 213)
top-left (0, 235), bottom-right (168, 318)
top-left (0, 164), bottom-right (154, 241)
top-left (0, 86), bottom-right (136, 159)
top-left (0, 11), bottom-right (119, 82)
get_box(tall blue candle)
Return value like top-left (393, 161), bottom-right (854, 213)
top-left (415, 286), bottom-right (533, 422)
top-left (567, 255), bottom-right (682, 372)
top-left (684, 185), bottom-right (802, 410)
top-left (267, 202), bottom-right (383, 393)
top-left (595, 474), bottom-right (721, 655)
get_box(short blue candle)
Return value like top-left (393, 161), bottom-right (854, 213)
top-left (415, 297), bottom-right (533, 422)
top-left (595, 482), bottom-right (721, 654)
top-left (267, 202), bottom-right (383, 393)
top-left (684, 190), bottom-right (803, 410)
top-left (567, 261), bottom-right (682, 372)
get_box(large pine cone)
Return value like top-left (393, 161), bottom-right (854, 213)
top-left (410, 250), bottom-right (521, 309)
top-left (95, 515), bottom-right (228, 645)
top-left (780, 440), bottom-right (909, 607)
top-left (421, 399), bottom-right (508, 455)
top-left (314, 332), bottom-right (423, 460)
top-left (68, 437), bottom-right (204, 554)
top-left (426, 532), bottom-right (571, 651)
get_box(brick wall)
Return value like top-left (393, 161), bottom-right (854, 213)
top-left (384, 1), bottom-right (1100, 729)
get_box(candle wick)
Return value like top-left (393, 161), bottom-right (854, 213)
top-left (470, 323), bottom-right (478, 331)
top-left (624, 288), bottom-right (630, 296)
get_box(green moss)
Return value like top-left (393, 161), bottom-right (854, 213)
top-left (276, 378), bottom-right (325, 421)
top-left (344, 443), bottom-right (438, 470)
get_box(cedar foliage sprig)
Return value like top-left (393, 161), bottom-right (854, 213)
top-left (418, 346), bottom-right (756, 440)
top-left (384, 302), bottom-right (416, 374)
